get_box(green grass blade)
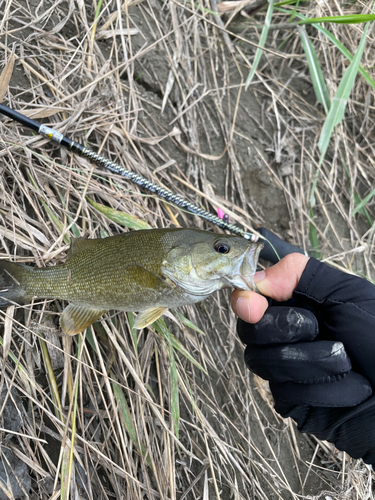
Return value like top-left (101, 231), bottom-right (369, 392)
top-left (61, 334), bottom-right (83, 500)
top-left (245, 0), bottom-right (274, 89)
top-left (154, 318), bottom-right (208, 375)
top-left (168, 333), bottom-right (207, 374)
top-left (313, 25), bottom-right (375, 90)
top-left (352, 191), bottom-right (373, 226)
top-left (151, 319), bottom-right (181, 439)
top-left (85, 326), bottom-right (98, 352)
top-left (94, 0), bottom-right (104, 19)
top-left (276, 8), bottom-right (375, 90)
top-left (58, 189), bottom-right (81, 238)
top-left (0, 336), bottom-right (32, 394)
top-left (352, 188), bottom-right (375, 216)
top-left (176, 312), bottom-right (205, 335)
top-left (111, 376), bottom-right (139, 446)
top-left (87, 197), bottom-right (151, 229)
top-left (274, 0), bottom-right (309, 5)
top-left (110, 373), bottom-right (153, 467)
top-left (168, 346), bottom-right (180, 440)
top-left (286, 0), bottom-right (303, 22)
top-left (318, 23), bottom-right (370, 160)
top-left (342, 161), bottom-right (373, 227)
top-left (127, 312), bottom-right (139, 355)
top-left (298, 26), bottom-right (330, 114)
top-left (40, 336), bottom-right (63, 420)
top-left (297, 14), bottom-right (375, 25)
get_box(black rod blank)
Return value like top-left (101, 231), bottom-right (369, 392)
top-left (0, 103), bottom-right (258, 241)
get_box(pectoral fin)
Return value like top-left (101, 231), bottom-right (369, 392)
top-left (134, 307), bottom-right (168, 329)
top-left (60, 304), bottom-right (106, 335)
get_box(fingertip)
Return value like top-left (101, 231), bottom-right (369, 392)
top-left (231, 290), bottom-right (268, 324)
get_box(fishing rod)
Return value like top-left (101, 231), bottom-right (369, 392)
top-left (0, 103), bottom-right (258, 242)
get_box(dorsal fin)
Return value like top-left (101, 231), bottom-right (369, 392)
top-left (66, 237), bottom-right (99, 260)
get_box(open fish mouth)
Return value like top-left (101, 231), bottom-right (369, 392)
top-left (241, 242), bottom-right (263, 289)
top-left (222, 242), bottom-right (263, 291)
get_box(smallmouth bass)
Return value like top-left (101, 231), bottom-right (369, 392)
top-left (0, 228), bottom-right (262, 334)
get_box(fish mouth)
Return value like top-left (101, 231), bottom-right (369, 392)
top-left (224, 242), bottom-right (263, 291)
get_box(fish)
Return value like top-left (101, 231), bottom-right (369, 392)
top-left (0, 228), bottom-right (262, 335)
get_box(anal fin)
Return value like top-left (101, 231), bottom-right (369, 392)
top-left (60, 304), bottom-right (106, 335)
top-left (134, 307), bottom-right (168, 329)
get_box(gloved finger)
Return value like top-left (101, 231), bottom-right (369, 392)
top-left (237, 307), bottom-right (318, 345)
top-left (244, 340), bottom-right (351, 384)
top-left (257, 227), bottom-right (306, 264)
top-left (271, 371), bottom-right (372, 408)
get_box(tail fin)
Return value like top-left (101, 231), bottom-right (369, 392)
top-left (0, 261), bottom-right (30, 306)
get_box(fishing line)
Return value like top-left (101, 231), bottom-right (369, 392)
top-left (0, 103), bottom-right (258, 242)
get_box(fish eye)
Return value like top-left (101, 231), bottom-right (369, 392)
top-left (214, 241), bottom-right (231, 254)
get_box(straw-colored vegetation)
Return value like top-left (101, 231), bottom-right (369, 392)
top-left (0, 0), bottom-right (374, 498)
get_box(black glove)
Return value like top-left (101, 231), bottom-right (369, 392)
top-left (238, 256), bottom-right (375, 466)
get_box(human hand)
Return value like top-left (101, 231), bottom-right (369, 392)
top-left (231, 253), bottom-right (375, 466)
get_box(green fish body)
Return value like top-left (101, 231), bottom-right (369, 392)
top-left (0, 228), bottom-right (262, 334)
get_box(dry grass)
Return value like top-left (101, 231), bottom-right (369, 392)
top-left (0, 0), bottom-right (374, 498)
